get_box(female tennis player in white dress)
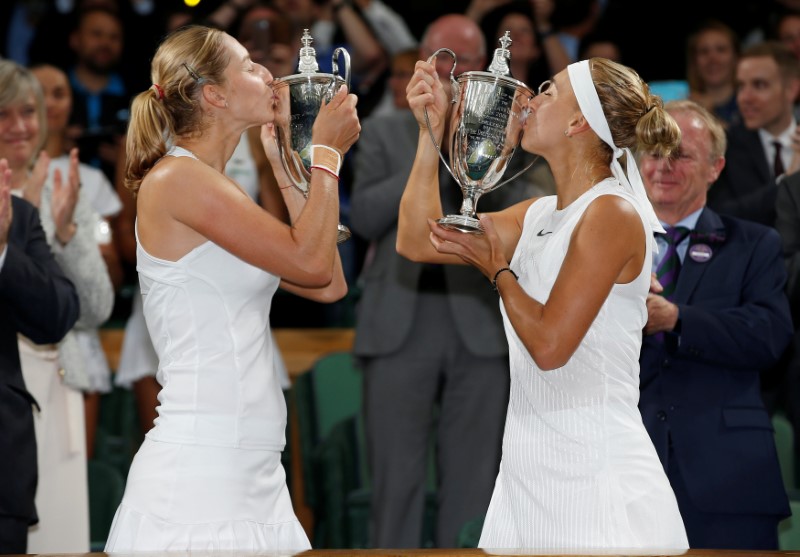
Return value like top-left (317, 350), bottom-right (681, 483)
top-left (398, 57), bottom-right (689, 551)
top-left (104, 24), bottom-right (360, 551)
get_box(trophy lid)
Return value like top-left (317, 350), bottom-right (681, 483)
top-left (297, 29), bottom-right (319, 74)
top-left (486, 31), bottom-right (512, 77)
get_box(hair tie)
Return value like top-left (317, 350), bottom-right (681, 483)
top-left (151, 83), bottom-right (164, 100)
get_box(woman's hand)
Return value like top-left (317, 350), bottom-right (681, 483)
top-left (427, 213), bottom-right (508, 279)
top-left (407, 59), bottom-right (450, 142)
top-left (260, 122), bottom-right (292, 185)
top-left (311, 85), bottom-right (361, 155)
top-left (51, 148), bottom-right (80, 246)
top-left (21, 151), bottom-right (50, 208)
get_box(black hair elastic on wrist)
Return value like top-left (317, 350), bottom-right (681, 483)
top-left (492, 267), bottom-right (518, 292)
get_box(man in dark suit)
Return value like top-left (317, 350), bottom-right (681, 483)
top-left (350, 14), bottom-right (536, 548)
top-left (708, 41), bottom-right (800, 227)
top-left (0, 164), bottom-right (79, 554)
top-left (776, 169), bottom-right (800, 491)
top-left (639, 100), bottom-right (793, 549)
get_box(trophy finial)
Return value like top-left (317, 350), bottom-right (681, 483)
top-left (297, 28), bottom-right (319, 74)
top-left (487, 31), bottom-right (512, 76)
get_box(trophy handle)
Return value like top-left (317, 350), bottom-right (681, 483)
top-left (331, 47), bottom-right (351, 92)
top-left (485, 155), bottom-right (540, 193)
top-left (423, 47), bottom-right (461, 186)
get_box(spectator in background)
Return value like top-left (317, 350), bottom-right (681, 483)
top-left (578, 30), bottom-right (622, 62)
top-left (0, 163), bottom-right (79, 555)
top-left (775, 169), bottom-right (800, 491)
top-left (776, 10), bottom-right (800, 59)
top-left (686, 20), bottom-right (741, 127)
top-left (352, 13), bottom-right (528, 549)
top-left (67, 5), bottom-right (130, 183)
top-left (477, 0), bottom-right (570, 88)
top-left (0, 59), bottom-right (114, 554)
top-left (708, 41), bottom-right (800, 227)
top-left (31, 63), bottom-right (123, 462)
top-left (370, 48), bottom-right (419, 117)
top-left (639, 99), bottom-right (792, 550)
top-left (549, 0), bottom-right (602, 62)
top-left (272, 0), bottom-right (388, 115)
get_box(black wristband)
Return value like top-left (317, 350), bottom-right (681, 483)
top-left (492, 267), bottom-right (518, 292)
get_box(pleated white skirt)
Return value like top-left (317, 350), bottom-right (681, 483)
top-left (105, 438), bottom-right (310, 551)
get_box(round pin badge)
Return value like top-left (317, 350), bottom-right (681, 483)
top-left (689, 244), bottom-right (713, 263)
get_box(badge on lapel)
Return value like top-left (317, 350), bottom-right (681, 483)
top-left (689, 244), bottom-right (712, 262)
top-left (688, 229), bottom-right (726, 263)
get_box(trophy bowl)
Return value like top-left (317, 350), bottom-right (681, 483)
top-left (426, 33), bottom-right (535, 234)
top-left (273, 31), bottom-right (351, 244)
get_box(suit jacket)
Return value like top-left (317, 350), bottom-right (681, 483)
top-left (639, 207), bottom-right (792, 517)
top-left (707, 124), bottom-right (778, 227)
top-left (350, 110), bottom-right (532, 358)
top-left (0, 197), bottom-right (79, 522)
top-left (777, 171), bottom-right (800, 322)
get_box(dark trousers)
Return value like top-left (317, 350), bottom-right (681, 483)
top-left (363, 293), bottom-right (509, 548)
top-left (668, 445), bottom-right (780, 550)
top-left (0, 516), bottom-right (28, 555)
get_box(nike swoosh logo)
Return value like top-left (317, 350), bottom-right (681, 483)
top-left (537, 230), bottom-right (552, 236)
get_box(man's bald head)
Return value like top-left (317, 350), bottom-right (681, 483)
top-left (421, 14), bottom-right (487, 76)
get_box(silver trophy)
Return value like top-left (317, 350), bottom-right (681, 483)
top-left (273, 29), bottom-right (351, 243)
top-left (426, 32), bottom-right (535, 233)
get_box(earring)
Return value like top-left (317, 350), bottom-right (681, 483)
top-left (225, 101), bottom-right (229, 108)
top-left (564, 130), bottom-right (570, 137)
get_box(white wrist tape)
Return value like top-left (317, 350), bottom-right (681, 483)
top-left (310, 144), bottom-right (342, 176)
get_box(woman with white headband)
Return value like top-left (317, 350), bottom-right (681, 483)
top-left (399, 58), bottom-right (689, 549)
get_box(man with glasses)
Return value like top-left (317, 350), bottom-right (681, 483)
top-left (638, 99), bottom-right (792, 550)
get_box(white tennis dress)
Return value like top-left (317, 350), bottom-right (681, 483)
top-left (479, 179), bottom-right (688, 551)
top-left (104, 147), bottom-right (310, 551)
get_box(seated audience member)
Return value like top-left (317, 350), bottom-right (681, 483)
top-left (708, 41), bottom-right (800, 227)
top-left (639, 99), bottom-right (792, 550)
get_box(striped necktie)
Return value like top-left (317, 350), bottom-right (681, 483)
top-left (656, 225), bottom-right (690, 300)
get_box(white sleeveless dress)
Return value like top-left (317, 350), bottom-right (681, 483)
top-left (479, 179), bottom-right (688, 551)
top-left (104, 147), bottom-right (310, 551)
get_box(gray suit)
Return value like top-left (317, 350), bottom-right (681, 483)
top-left (350, 110), bottom-right (533, 548)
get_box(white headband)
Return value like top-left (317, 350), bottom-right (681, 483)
top-left (566, 60), bottom-right (665, 239)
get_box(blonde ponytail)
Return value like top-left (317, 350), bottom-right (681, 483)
top-left (125, 89), bottom-right (171, 194)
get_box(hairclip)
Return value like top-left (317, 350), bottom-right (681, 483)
top-left (182, 62), bottom-right (203, 82)
top-left (151, 83), bottom-right (164, 100)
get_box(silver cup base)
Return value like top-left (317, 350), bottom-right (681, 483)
top-left (337, 224), bottom-right (352, 244)
top-left (437, 214), bottom-right (484, 234)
